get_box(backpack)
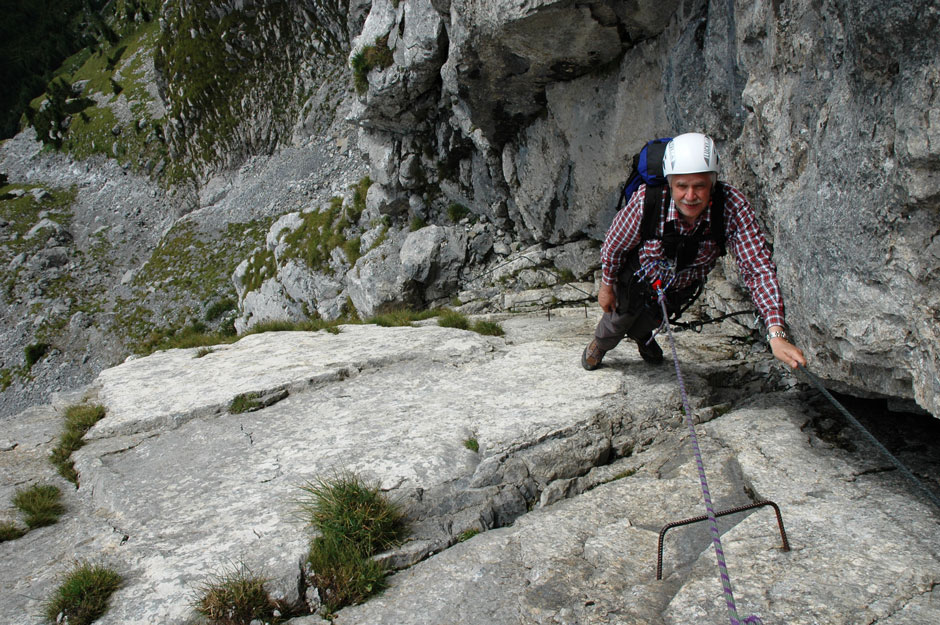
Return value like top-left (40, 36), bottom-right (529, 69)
top-left (618, 137), bottom-right (727, 259)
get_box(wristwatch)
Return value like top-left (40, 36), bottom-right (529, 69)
top-left (766, 330), bottom-right (788, 342)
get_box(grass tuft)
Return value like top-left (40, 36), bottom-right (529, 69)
top-left (229, 392), bottom-right (261, 414)
top-left (605, 468), bottom-right (637, 483)
top-left (437, 310), bottom-right (505, 337)
top-left (463, 438), bottom-right (479, 453)
top-left (245, 318), bottom-right (342, 336)
top-left (307, 535), bottom-right (388, 614)
top-left (365, 308), bottom-right (441, 327)
top-left (194, 562), bottom-right (280, 625)
top-left (457, 528), bottom-right (479, 542)
top-left (471, 320), bottom-right (505, 337)
top-left (24, 342), bottom-right (51, 369)
top-left (12, 484), bottom-right (65, 529)
top-left (300, 474), bottom-right (407, 555)
top-left (351, 35), bottom-right (394, 95)
top-left (436, 309), bottom-right (469, 330)
top-left (409, 215), bottom-right (426, 231)
top-left (0, 521), bottom-right (27, 543)
top-left (50, 404), bottom-right (106, 485)
top-left (44, 562), bottom-right (122, 625)
top-left (446, 203), bottom-right (470, 222)
top-left (300, 472), bottom-right (409, 613)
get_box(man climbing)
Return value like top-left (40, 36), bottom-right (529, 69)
top-left (582, 132), bottom-right (806, 371)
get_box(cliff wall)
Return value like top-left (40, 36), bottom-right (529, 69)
top-left (347, 0), bottom-right (940, 416)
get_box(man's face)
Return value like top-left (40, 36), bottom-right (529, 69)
top-left (668, 173), bottom-right (713, 224)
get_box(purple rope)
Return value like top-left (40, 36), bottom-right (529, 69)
top-left (654, 284), bottom-right (763, 625)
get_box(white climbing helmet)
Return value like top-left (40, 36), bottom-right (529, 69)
top-left (663, 132), bottom-right (719, 177)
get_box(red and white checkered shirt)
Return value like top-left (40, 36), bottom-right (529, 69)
top-left (600, 182), bottom-right (785, 328)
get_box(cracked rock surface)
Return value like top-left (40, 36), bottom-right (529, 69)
top-left (1, 309), bottom-right (938, 624)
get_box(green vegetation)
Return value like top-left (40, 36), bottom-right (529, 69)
top-left (437, 309), bottom-right (470, 330)
top-left (229, 392), bottom-right (262, 414)
top-left (0, 183), bottom-right (75, 257)
top-left (557, 268), bottom-right (576, 284)
top-left (0, 521), bottom-right (27, 543)
top-left (437, 310), bottom-right (505, 337)
top-left (602, 468), bottom-right (637, 484)
top-left (123, 304), bottom-right (489, 361)
top-left (246, 318), bottom-right (341, 335)
top-left (0, 0), bottom-right (118, 139)
top-left (132, 321), bottom-right (237, 356)
top-left (463, 438), bottom-right (479, 453)
top-left (457, 528), bottom-right (479, 542)
top-left (24, 342), bottom-right (51, 369)
top-left (50, 404), bottom-right (107, 485)
top-left (24, 78), bottom-right (96, 149)
top-left (12, 484), bottom-right (65, 529)
top-left (276, 197), bottom-right (363, 277)
top-left (136, 220), bottom-right (269, 301)
top-left (22, 12), bottom-right (168, 176)
top-left (351, 35), bottom-right (394, 95)
top-left (117, 218), bottom-right (272, 354)
top-left (194, 562), bottom-right (282, 625)
top-left (195, 347), bottom-right (214, 358)
top-left (350, 177), bottom-right (371, 220)
top-left (241, 249), bottom-right (277, 294)
top-left (471, 320), bottom-right (505, 337)
top-left (446, 203), bottom-right (470, 223)
top-left (367, 308), bottom-right (441, 327)
top-left (300, 472), bottom-right (408, 614)
top-left (409, 215), bottom-right (427, 231)
top-left (205, 297), bottom-right (237, 322)
top-left (44, 562), bottom-right (122, 625)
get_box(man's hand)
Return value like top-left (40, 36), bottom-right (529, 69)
top-left (768, 325), bottom-right (807, 369)
top-left (598, 283), bottom-right (616, 313)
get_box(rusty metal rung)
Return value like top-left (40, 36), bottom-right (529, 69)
top-left (656, 500), bottom-right (790, 580)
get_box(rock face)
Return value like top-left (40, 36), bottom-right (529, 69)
top-left (2, 311), bottom-right (938, 624)
top-left (154, 0), bottom-right (356, 183)
top-left (346, 0), bottom-right (940, 418)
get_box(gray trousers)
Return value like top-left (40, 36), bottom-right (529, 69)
top-left (593, 272), bottom-right (701, 351)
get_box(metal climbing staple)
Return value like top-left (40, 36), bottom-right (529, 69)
top-left (652, 282), bottom-right (764, 625)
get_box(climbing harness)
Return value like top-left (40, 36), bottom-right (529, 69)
top-left (796, 365), bottom-right (940, 511)
top-left (652, 277), bottom-right (769, 625)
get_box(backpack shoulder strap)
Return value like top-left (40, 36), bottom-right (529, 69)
top-left (638, 139), bottom-right (670, 242)
top-left (640, 183), bottom-right (666, 241)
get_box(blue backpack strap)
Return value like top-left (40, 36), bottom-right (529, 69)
top-left (638, 138), bottom-right (671, 241)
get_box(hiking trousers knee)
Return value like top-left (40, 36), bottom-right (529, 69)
top-left (593, 272), bottom-right (700, 352)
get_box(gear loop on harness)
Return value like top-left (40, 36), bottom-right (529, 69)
top-left (652, 281), bottom-right (764, 625)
